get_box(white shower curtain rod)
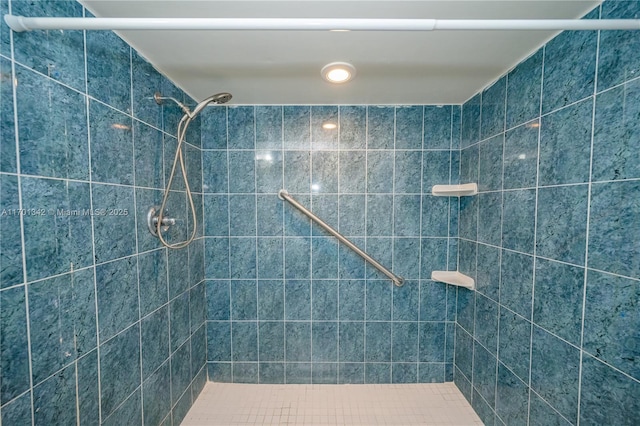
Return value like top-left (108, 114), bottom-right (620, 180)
top-left (5, 15), bottom-right (640, 32)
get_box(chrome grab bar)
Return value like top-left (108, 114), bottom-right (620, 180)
top-left (278, 189), bottom-right (405, 287)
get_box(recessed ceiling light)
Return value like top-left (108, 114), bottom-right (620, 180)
top-left (321, 62), bottom-right (356, 84)
top-left (322, 122), bottom-right (337, 130)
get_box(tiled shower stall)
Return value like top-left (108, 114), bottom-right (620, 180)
top-left (0, 0), bottom-right (638, 425)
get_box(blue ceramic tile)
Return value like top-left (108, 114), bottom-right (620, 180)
top-left (481, 77), bottom-right (506, 139)
top-left (103, 390), bottom-right (142, 426)
top-left (506, 49), bottom-right (543, 129)
top-left (395, 106), bottom-right (423, 149)
top-left (259, 362), bottom-right (284, 384)
top-left (16, 66), bottom-right (89, 180)
top-left (365, 322), bottom-right (392, 362)
top-left (424, 106), bottom-right (452, 149)
top-left (201, 106), bottom-right (227, 149)
top-left (392, 280), bottom-right (418, 321)
top-left (589, 181), bottom-right (640, 278)
top-left (365, 237), bottom-right (393, 280)
top-left (190, 282), bottom-right (207, 331)
top-left (185, 143), bottom-right (203, 193)
top-left (418, 363), bottom-right (445, 383)
top-left (0, 0), bottom-right (8, 56)
top-left (339, 194), bottom-right (365, 236)
top-left (502, 189), bottom-right (536, 254)
top-left (133, 121), bottom-right (163, 190)
top-left (311, 151), bottom-right (338, 193)
top-left (456, 286), bottom-right (475, 334)
top-left (96, 256), bottom-right (138, 341)
top-left (446, 284), bottom-right (457, 321)
top-left (285, 362), bottom-right (311, 383)
top-left (366, 195), bottom-right (393, 236)
top-left (284, 194), bottom-right (311, 236)
top-left (137, 249), bottom-right (167, 316)
top-left (365, 363), bottom-right (391, 384)
top-left (460, 144), bottom-right (479, 185)
top-left (445, 322), bottom-right (455, 364)
top-left (366, 281), bottom-right (393, 321)
top-left (229, 195), bottom-right (256, 236)
top-left (473, 343), bottom-right (498, 408)
top-left (421, 195), bottom-right (449, 237)
top-left (207, 362), bottom-right (232, 382)
top-left (312, 363), bottom-right (338, 384)
top-left (1, 391), bottom-right (31, 425)
top-left (392, 322), bottom-right (418, 362)
top-left (311, 106), bottom-right (338, 150)
top-left (231, 280), bottom-right (257, 320)
top-left (92, 183), bottom-right (136, 263)
top-left (256, 195), bottom-right (283, 236)
top-left (33, 363), bottom-right (78, 426)
top-left (0, 175), bottom-right (23, 288)
top-left (593, 79), bottom-right (640, 182)
top-left (207, 321), bottom-right (231, 361)
top-left (285, 322), bottom-right (311, 362)
top-left (255, 106), bottom-right (282, 149)
top-left (202, 151), bottom-right (228, 193)
top-left (0, 58), bottom-right (16, 174)
top-left (454, 326), bottom-right (473, 380)
top-left (338, 237), bottom-right (365, 279)
top-left (462, 94), bottom-right (481, 148)
top-left (228, 151), bottom-right (255, 193)
top-left (472, 388), bottom-right (496, 426)
top-left (339, 151), bottom-right (365, 193)
top-left (232, 322), bottom-right (258, 362)
top-left (477, 192), bottom-right (502, 246)
top-left (162, 137), bottom-right (186, 192)
top-left (12, 0), bottom-right (85, 91)
top-left (536, 185), bottom-right (588, 265)
top-left (170, 342), bottom-right (191, 404)
top-left (367, 106), bottom-right (394, 149)
top-left (130, 51), bottom-right (162, 129)
top-left (191, 324), bottom-right (207, 376)
top-left (500, 250), bottom-right (534, 320)
top-left (498, 309), bottom-right (531, 383)
top-left (77, 351), bottom-right (100, 425)
top-left (366, 151), bottom-right (394, 193)
top-left (191, 239), bottom-right (206, 285)
top-left (495, 363), bottom-right (529, 426)
top-left (419, 322), bottom-right (445, 363)
top-left (598, 1), bottom-right (640, 91)
top-left (309, 194), bottom-right (337, 237)
top-left (257, 238), bottom-right (283, 279)
top-left (204, 195), bottom-right (228, 237)
top-left (534, 259), bottom-right (584, 346)
top-left (542, 29), bottom-right (597, 114)
top-left (394, 195), bottom-right (421, 237)
top-left (504, 121), bottom-right (539, 189)
top-left (135, 188), bottom-right (162, 253)
top-left (228, 106), bottom-right (255, 149)
top-left (580, 354), bottom-right (640, 426)
top-left (478, 134), bottom-right (504, 192)
top-left (312, 280), bottom-right (338, 320)
top-left (86, 30), bottom-right (131, 113)
top-left (283, 106), bottom-right (310, 150)
top-left (458, 240), bottom-right (477, 285)
top-left (394, 151), bottom-right (422, 193)
top-left (285, 279), bottom-right (311, 320)
top-left (339, 363), bottom-right (365, 384)
top-left (452, 106), bottom-right (462, 150)
top-left (539, 98), bottom-right (593, 186)
top-left (339, 106), bottom-right (366, 149)
top-left (207, 281), bottom-right (230, 320)
top-left (311, 237), bottom-right (338, 279)
top-left (339, 322), bottom-right (364, 362)
top-left (476, 244), bottom-right (500, 300)
top-left (89, 101), bottom-right (134, 185)
top-left (529, 392), bottom-right (572, 425)
top-left (283, 151), bottom-right (310, 194)
top-left (29, 268), bottom-right (96, 383)
top-left (474, 294), bottom-right (499, 355)
top-left (0, 286), bottom-right (30, 404)
top-left (100, 325), bottom-right (141, 419)
top-left (312, 322), bottom-right (338, 362)
top-left (284, 237), bottom-right (310, 279)
top-left (419, 281), bottom-right (446, 322)
top-left (21, 177), bottom-right (92, 280)
top-left (338, 279), bottom-right (365, 321)
top-left (256, 150), bottom-right (283, 194)
top-left (531, 326), bottom-right (580, 423)
top-left (167, 247), bottom-right (188, 299)
top-left (170, 291), bottom-right (190, 352)
top-left (392, 363), bottom-right (417, 383)
top-left (230, 238), bottom-right (257, 279)
top-left (584, 270), bottom-right (640, 381)
top-left (141, 306), bottom-right (170, 379)
top-left (459, 195), bottom-right (478, 241)
top-left (142, 362), bottom-right (171, 426)
top-left (393, 243), bottom-right (423, 281)
top-left (258, 321), bottom-right (284, 361)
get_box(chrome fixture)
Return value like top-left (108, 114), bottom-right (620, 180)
top-left (151, 91), bottom-right (232, 249)
top-left (278, 189), bottom-right (404, 287)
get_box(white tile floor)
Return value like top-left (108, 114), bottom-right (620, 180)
top-left (182, 382), bottom-right (483, 425)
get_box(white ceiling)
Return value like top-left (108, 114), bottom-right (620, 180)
top-left (80, 0), bottom-right (600, 105)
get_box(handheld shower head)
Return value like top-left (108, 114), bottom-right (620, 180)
top-left (190, 92), bottom-right (233, 116)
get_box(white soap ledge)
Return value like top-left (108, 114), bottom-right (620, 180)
top-left (431, 271), bottom-right (475, 290)
top-left (431, 183), bottom-right (478, 197)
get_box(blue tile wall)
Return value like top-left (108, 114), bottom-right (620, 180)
top-left (204, 104), bottom-right (461, 383)
top-left (455, 1), bottom-right (640, 423)
top-left (0, 0), bottom-right (206, 423)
